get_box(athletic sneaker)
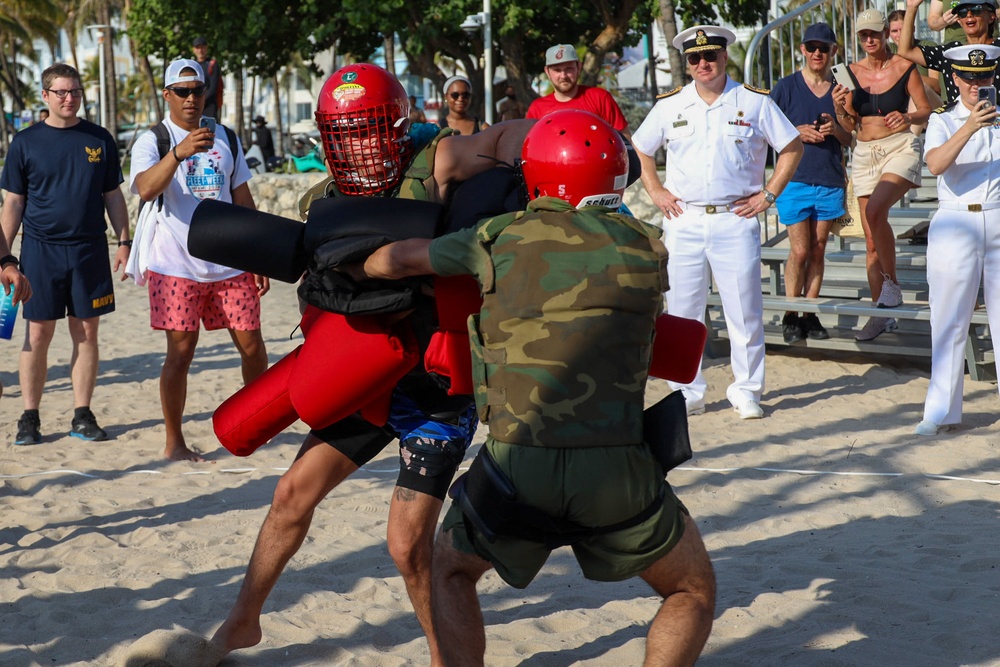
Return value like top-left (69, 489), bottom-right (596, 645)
top-left (70, 409), bottom-right (109, 441)
top-left (855, 316), bottom-right (897, 341)
top-left (915, 420), bottom-right (940, 436)
top-left (14, 412), bottom-right (41, 446)
top-left (782, 313), bottom-right (803, 343)
top-left (876, 275), bottom-right (903, 308)
top-left (801, 313), bottom-right (830, 340)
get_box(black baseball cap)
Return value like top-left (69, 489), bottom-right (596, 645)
top-left (192, 36), bottom-right (207, 47)
top-left (803, 23), bottom-right (837, 45)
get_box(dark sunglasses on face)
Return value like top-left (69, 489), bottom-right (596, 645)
top-left (956, 5), bottom-right (986, 17)
top-left (449, 91), bottom-right (471, 100)
top-left (686, 51), bottom-right (720, 65)
top-left (804, 42), bottom-right (832, 54)
top-left (167, 85), bottom-right (206, 98)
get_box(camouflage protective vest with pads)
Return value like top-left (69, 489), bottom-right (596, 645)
top-left (297, 127), bottom-right (454, 218)
top-left (468, 198), bottom-right (667, 448)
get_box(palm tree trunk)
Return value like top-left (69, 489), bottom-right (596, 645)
top-left (121, 0), bottom-right (162, 123)
top-left (234, 67), bottom-right (245, 145)
top-left (99, 3), bottom-right (119, 137)
top-left (658, 0), bottom-right (684, 88)
top-left (384, 34), bottom-right (395, 76)
top-left (272, 75), bottom-right (283, 157)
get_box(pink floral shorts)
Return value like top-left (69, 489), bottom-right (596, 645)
top-left (148, 271), bottom-right (261, 332)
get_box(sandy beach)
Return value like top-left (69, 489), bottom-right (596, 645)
top-left (3, 263), bottom-right (1000, 666)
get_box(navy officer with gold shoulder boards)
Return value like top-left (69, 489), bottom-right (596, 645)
top-left (632, 25), bottom-right (803, 419)
top-left (917, 44), bottom-right (1000, 436)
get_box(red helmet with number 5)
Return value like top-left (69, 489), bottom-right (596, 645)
top-left (315, 64), bottom-right (411, 196)
top-left (520, 109), bottom-right (629, 208)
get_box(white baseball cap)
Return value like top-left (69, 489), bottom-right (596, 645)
top-left (164, 58), bottom-right (205, 87)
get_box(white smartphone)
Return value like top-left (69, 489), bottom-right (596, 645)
top-left (831, 64), bottom-right (855, 91)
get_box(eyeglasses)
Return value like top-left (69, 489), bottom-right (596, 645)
top-left (167, 86), bottom-right (206, 98)
top-left (449, 92), bottom-right (471, 100)
top-left (45, 88), bottom-right (84, 99)
top-left (803, 42), bottom-right (832, 54)
top-left (686, 51), bottom-right (720, 65)
top-left (956, 5), bottom-right (987, 17)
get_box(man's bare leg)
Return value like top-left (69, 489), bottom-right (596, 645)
top-left (20, 319), bottom-right (56, 410)
top-left (431, 527), bottom-right (494, 667)
top-left (386, 487), bottom-right (445, 665)
top-left (228, 328), bottom-right (268, 385)
top-left (639, 514), bottom-right (716, 667)
top-left (160, 329), bottom-right (202, 461)
top-left (67, 316), bottom-right (100, 408)
top-left (212, 436), bottom-right (360, 655)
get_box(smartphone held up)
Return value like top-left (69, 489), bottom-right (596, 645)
top-left (200, 117), bottom-right (216, 135)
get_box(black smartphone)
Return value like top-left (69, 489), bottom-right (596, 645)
top-left (978, 86), bottom-right (997, 109)
top-left (814, 113), bottom-right (825, 130)
top-left (200, 117), bottom-right (216, 134)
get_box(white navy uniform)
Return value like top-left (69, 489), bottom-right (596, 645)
top-left (921, 103), bottom-right (1000, 426)
top-left (632, 76), bottom-right (798, 411)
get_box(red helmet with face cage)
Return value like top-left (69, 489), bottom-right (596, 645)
top-left (520, 109), bottom-right (629, 208)
top-left (315, 64), bottom-right (411, 196)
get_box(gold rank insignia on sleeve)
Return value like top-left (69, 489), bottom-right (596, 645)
top-left (933, 104), bottom-right (955, 114)
top-left (656, 86), bottom-right (683, 100)
top-left (742, 83), bottom-right (770, 94)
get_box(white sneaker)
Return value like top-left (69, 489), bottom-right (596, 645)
top-left (915, 420), bottom-right (940, 436)
top-left (733, 401), bottom-right (764, 420)
top-left (877, 275), bottom-right (903, 308)
top-left (855, 317), bottom-right (897, 341)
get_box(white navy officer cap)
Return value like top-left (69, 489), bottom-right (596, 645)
top-left (943, 44), bottom-right (1000, 79)
top-left (672, 25), bottom-right (737, 54)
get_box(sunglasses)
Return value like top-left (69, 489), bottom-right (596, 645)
top-left (686, 51), bottom-right (720, 65)
top-left (449, 91), bottom-right (471, 100)
top-left (956, 5), bottom-right (987, 17)
top-left (167, 85), bottom-right (206, 98)
top-left (45, 88), bottom-right (84, 99)
top-left (803, 42), bottom-right (832, 54)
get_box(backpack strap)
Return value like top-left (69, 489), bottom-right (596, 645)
top-left (150, 122), bottom-right (171, 211)
top-left (221, 124), bottom-right (239, 192)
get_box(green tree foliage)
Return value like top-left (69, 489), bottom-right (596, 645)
top-left (128, 0), bottom-right (655, 116)
top-left (678, 0), bottom-right (768, 28)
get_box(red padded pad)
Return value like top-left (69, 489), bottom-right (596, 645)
top-left (290, 311), bottom-right (419, 429)
top-left (649, 314), bottom-right (708, 384)
top-left (213, 346), bottom-right (301, 456)
top-left (424, 276), bottom-right (481, 396)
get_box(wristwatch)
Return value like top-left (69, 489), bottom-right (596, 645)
top-left (762, 188), bottom-right (777, 205)
top-left (118, 239), bottom-right (133, 247)
top-left (0, 254), bottom-right (18, 269)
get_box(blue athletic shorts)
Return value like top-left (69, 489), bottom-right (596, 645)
top-left (775, 182), bottom-right (846, 226)
top-left (20, 236), bottom-right (115, 321)
top-left (313, 386), bottom-right (478, 500)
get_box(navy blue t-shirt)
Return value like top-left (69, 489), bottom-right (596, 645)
top-left (0, 120), bottom-right (123, 243)
top-left (769, 71), bottom-right (845, 189)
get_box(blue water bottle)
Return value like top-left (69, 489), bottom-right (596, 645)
top-left (0, 287), bottom-right (18, 340)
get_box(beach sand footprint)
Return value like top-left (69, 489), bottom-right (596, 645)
top-left (115, 628), bottom-right (228, 667)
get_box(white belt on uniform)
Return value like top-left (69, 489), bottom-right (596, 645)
top-left (939, 202), bottom-right (1000, 212)
top-left (684, 203), bottom-right (736, 215)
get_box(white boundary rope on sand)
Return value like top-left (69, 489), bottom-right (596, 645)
top-left (3, 464), bottom-right (1000, 485)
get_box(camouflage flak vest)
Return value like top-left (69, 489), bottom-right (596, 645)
top-left (469, 199), bottom-right (667, 449)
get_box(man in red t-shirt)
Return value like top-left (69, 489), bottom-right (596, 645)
top-left (526, 44), bottom-right (630, 136)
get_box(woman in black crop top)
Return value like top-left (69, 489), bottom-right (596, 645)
top-left (831, 8), bottom-right (931, 341)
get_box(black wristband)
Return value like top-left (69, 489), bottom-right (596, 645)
top-left (118, 239), bottom-right (133, 248)
top-left (172, 146), bottom-right (182, 162)
top-left (0, 254), bottom-right (18, 269)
